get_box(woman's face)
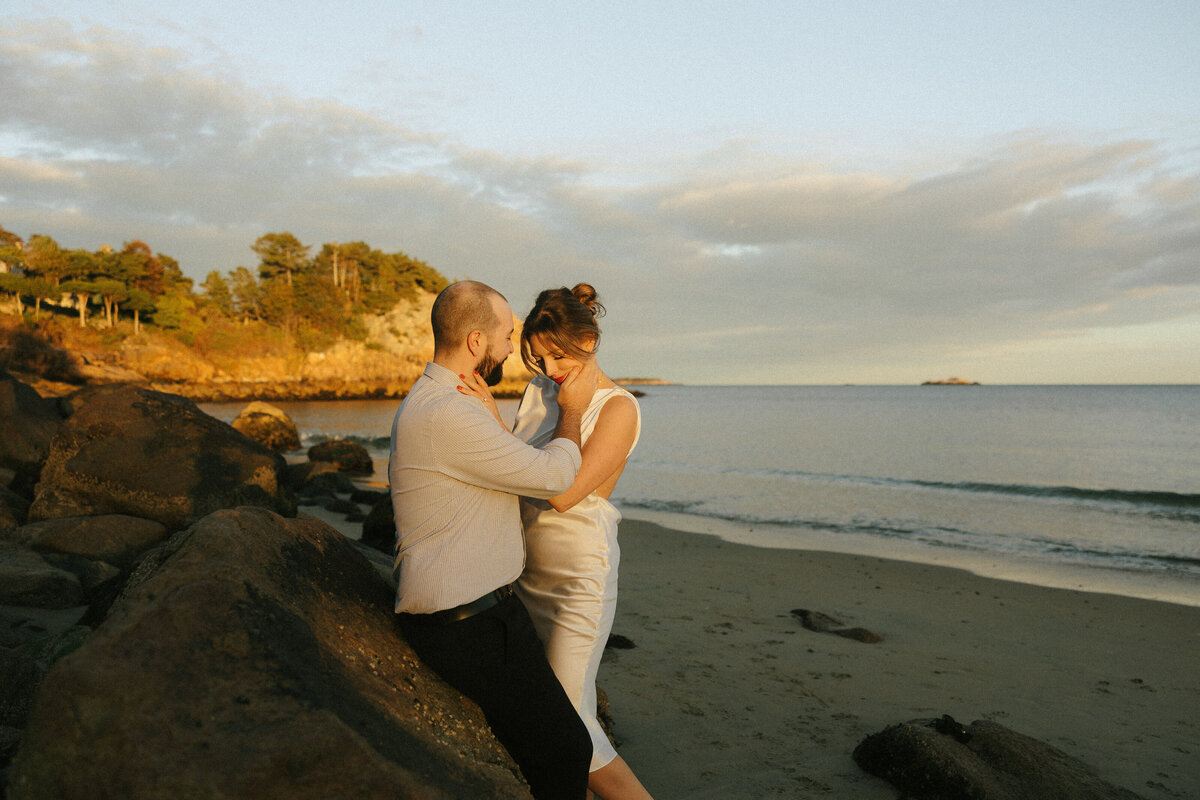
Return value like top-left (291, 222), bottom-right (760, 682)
top-left (528, 332), bottom-right (593, 384)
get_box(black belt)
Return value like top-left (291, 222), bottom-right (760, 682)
top-left (427, 583), bottom-right (516, 624)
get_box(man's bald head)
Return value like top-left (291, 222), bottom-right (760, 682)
top-left (431, 280), bottom-right (506, 354)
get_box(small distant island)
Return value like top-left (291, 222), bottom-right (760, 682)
top-left (921, 377), bottom-right (981, 386)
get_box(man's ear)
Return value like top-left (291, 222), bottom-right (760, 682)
top-left (466, 329), bottom-right (484, 356)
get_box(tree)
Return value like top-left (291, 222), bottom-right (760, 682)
top-left (159, 254), bottom-right (192, 294)
top-left (0, 272), bottom-right (25, 314)
top-left (252, 232), bottom-right (310, 287)
top-left (60, 279), bottom-right (98, 327)
top-left (24, 234), bottom-right (71, 286)
top-left (0, 226), bottom-right (24, 274)
top-left (200, 271), bottom-right (235, 317)
top-left (124, 288), bottom-right (155, 335)
top-left (93, 278), bottom-right (129, 327)
top-left (24, 277), bottom-right (57, 320)
top-left (230, 267), bottom-right (264, 323)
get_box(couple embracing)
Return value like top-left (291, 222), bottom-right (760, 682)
top-left (389, 280), bottom-right (653, 800)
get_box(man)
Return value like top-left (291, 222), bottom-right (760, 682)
top-left (389, 280), bottom-right (597, 799)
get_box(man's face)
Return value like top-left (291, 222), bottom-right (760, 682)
top-left (476, 296), bottom-right (515, 386)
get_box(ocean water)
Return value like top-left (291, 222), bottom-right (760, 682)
top-left (203, 385), bottom-right (1200, 606)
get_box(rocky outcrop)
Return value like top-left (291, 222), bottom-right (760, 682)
top-left (28, 384), bottom-right (296, 530)
top-left (7, 507), bottom-right (532, 799)
top-left (231, 401), bottom-right (301, 451)
top-left (853, 716), bottom-right (1144, 800)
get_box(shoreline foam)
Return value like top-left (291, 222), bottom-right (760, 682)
top-left (618, 507), bottom-right (1200, 609)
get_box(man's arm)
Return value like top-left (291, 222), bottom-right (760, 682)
top-left (431, 401), bottom-right (582, 499)
top-left (551, 360), bottom-right (599, 449)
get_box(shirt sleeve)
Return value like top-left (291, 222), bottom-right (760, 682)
top-left (431, 397), bottom-right (581, 498)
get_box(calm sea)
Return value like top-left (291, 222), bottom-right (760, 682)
top-left (203, 385), bottom-right (1200, 606)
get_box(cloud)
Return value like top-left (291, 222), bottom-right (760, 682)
top-left (1, 21), bottom-right (1197, 384)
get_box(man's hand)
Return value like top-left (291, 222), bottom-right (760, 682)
top-left (555, 360), bottom-right (599, 413)
top-left (552, 360), bottom-right (598, 450)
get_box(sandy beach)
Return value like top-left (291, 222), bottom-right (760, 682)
top-left (301, 500), bottom-right (1199, 799)
top-left (598, 518), bottom-right (1200, 799)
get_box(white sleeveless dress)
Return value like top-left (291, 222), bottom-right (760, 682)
top-left (513, 374), bottom-right (641, 772)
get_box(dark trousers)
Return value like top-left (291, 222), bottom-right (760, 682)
top-left (398, 594), bottom-right (592, 800)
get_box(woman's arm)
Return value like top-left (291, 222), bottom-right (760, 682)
top-left (546, 394), bottom-right (638, 512)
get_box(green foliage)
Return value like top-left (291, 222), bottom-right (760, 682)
top-left (200, 271), bottom-right (234, 316)
top-left (2, 225), bottom-right (448, 356)
top-left (253, 232), bottom-right (310, 286)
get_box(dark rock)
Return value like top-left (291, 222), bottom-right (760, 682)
top-left (0, 648), bottom-right (44, 728)
top-left (0, 373), bottom-right (62, 495)
top-left (230, 401), bottom-right (301, 451)
top-left (285, 459), bottom-right (341, 491)
top-left (38, 554), bottom-right (123, 623)
top-left (0, 607), bottom-right (86, 650)
top-left (0, 544), bottom-right (83, 609)
top-left (295, 468), bottom-right (357, 499)
top-left (0, 486), bottom-right (29, 533)
top-left (15, 515), bottom-right (169, 572)
top-left (308, 438), bottom-right (374, 475)
top-left (360, 495), bottom-right (395, 556)
top-left (27, 384), bottom-right (296, 530)
top-left (791, 608), bottom-right (884, 643)
top-left (853, 717), bottom-right (1145, 800)
top-left (323, 497), bottom-right (360, 515)
top-left (8, 507), bottom-right (532, 799)
top-left (351, 488), bottom-right (388, 506)
top-left (14, 625), bottom-right (91, 672)
top-left (39, 553), bottom-right (122, 596)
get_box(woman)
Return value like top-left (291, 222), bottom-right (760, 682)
top-left (459, 283), bottom-right (652, 800)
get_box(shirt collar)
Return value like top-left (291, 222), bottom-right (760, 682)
top-left (423, 362), bottom-right (463, 388)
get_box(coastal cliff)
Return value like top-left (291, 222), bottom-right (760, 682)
top-left (0, 292), bottom-right (535, 401)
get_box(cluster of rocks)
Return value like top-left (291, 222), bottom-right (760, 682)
top-left (0, 371), bottom-right (533, 798)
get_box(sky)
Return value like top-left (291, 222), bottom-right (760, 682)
top-left (2, 1), bottom-right (1198, 385)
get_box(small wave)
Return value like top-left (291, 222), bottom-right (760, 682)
top-left (909, 479), bottom-right (1200, 512)
top-left (628, 460), bottom-right (1200, 519)
top-left (618, 499), bottom-right (1200, 578)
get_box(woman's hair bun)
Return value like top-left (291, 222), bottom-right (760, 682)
top-left (570, 282), bottom-right (605, 318)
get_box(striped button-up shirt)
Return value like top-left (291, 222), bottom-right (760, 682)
top-left (389, 362), bottom-right (581, 613)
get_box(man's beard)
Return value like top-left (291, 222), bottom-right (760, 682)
top-left (476, 353), bottom-right (505, 386)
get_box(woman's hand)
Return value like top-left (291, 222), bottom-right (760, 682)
top-left (458, 370), bottom-right (504, 427)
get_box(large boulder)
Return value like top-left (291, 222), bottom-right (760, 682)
top-left (27, 385), bottom-right (296, 531)
top-left (8, 507), bottom-right (532, 799)
top-left (853, 716), bottom-right (1145, 800)
top-left (230, 401), bottom-right (301, 451)
top-left (0, 372), bottom-right (62, 495)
